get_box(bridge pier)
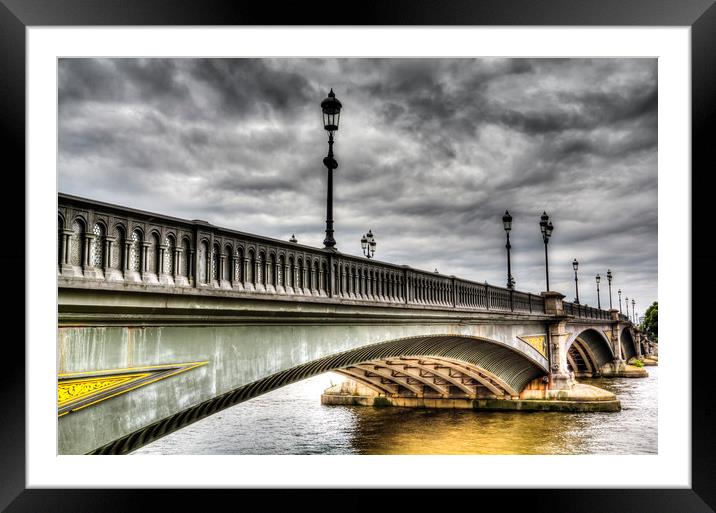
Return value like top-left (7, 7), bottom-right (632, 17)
top-left (599, 360), bottom-right (646, 377)
top-left (547, 319), bottom-right (575, 391)
top-left (541, 292), bottom-right (575, 391)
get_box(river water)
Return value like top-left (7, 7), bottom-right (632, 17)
top-left (134, 366), bottom-right (657, 455)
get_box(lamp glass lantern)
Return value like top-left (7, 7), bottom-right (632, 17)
top-left (540, 212), bottom-right (549, 236)
top-left (321, 89), bottom-right (342, 132)
top-left (362, 229), bottom-right (376, 258)
top-left (502, 210), bottom-right (512, 232)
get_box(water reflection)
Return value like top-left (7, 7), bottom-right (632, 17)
top-left (135, 367), bottom-right (657, 455)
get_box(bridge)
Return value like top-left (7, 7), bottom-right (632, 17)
top-left (57, 193), bottom-right (656, 455)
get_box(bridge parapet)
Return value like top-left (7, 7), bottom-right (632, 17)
top-left (58, 193), bottom-right (557, 316)
top-left (563, 300), bottom-right (613, 321)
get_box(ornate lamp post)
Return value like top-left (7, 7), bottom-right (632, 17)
top-left (632, 298), bottom-right (636, 323)
top-left (625, 296), bottom-right (629, 319)
top-left (596, 274), bottom-right (601, 309)
top-left (607, 269), bottom-right (613, 310)
top-left (572, 258), bottom-right (580, 304)
top-left (618, 289), bottom-right (622, 314)
top-left (320, 89), bottom-right (342, 251)
top-left (503, 210), bottom-right (514, 289)
top-left (361, 229), bottom-right (376, 258)
top-left (539, 212), bottom-right (553, 290)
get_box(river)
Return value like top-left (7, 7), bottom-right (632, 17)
top-left (134, 365), bottom-right (657, 455)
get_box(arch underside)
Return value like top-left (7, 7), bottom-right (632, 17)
top-left (335, 355), bottom-right (520, 399)
top-left (566, 329), bottom-right (614, 377)
top-left (621, 328), bottom-right (637, 360)
top-left (90, 335), bottom-right (546, 455)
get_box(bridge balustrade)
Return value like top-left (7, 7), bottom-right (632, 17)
top-left (55, 194), bottom-right (650, 321)
top-left (562, 301), bottom-right (613, 320)
top-left (563, 301), bottom-right (575, 316)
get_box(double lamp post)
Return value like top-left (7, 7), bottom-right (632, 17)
top-left (503, 211), bottom-right (553, 292)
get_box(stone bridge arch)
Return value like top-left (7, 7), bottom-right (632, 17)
top-left (88, 334), bottom-right (547, 455)
top-left (620, 328), bottom-right (638, 361)
top-left (566, 328), bottom-right (615, 377)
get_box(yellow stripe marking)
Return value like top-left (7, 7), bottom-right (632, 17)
top-left (58, 361), bottom-right (209, 416)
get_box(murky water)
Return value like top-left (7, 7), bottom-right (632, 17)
top-left (134, 366), bottom-right (657, 455)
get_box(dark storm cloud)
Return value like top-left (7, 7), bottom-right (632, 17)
top-left (187, 59), bottom-right (314, 118)
top-left (58, 57), bottom-right (658, 314)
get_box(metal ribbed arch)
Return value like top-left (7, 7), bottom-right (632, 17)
top-left (571, 329), bottom-right (614, 368)
top-left (90, 335), bottom-right (546, 455)
top-left (620, 328), bottom-right (637, 360)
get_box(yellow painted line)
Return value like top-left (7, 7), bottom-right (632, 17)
top-left (58, 361), bottom-right (209, 416)
top-left (58, 374), bottom-right (150, 406)
top-left (58, 361), bottom-right (209, 378)
top-left (59, 373), bottom-right (150, 385)
top-left (68, 364), bottom-right (206, 413)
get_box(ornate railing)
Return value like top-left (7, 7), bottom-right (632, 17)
top-left (57, 193), bottom-right (622, 323)
top-left (563, 301), bottom-right (612, 320)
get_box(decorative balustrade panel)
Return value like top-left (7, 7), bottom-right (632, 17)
top-left (563, 301), bottom-right (613, 320)
top-left (58, 194), bottom-right (618, 321)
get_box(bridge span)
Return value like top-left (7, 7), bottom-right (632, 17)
top-left (57, 193), bottom-right (656, 454)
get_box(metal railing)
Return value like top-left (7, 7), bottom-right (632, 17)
top-left (563, 301), bottom-right (612, 320)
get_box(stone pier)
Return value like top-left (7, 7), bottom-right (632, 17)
top-left (321, 378), bottom-right (621, 413)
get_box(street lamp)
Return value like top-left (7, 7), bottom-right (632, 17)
top-left (361, 229), bottom-right (376, 258)
top-left (596, 274), bottom-right (601, 309)
top-left (625, 296), bottom-right (629, 319)
top-left (539, 212), bottom-right (554, 290)
top-left (607, 269), bottom-right (613, 310)
top-left (618, 289), bottom-right (622, 313)
top-left (289, 234), bottom-right (297, 243)
top-left (321, 89), bottom-right (342, 251)
top-left (572, 258), bottom-right (580, 304)
top-left (503, 210), bottom-right (514, 289)
top-left (632, 298), bottom-right (636, 323)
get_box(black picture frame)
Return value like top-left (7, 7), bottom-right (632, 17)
top-left (2, 1), bottom-right (713, 511)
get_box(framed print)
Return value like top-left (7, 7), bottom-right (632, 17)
top-left (3, 0), bottom-right (715, 511)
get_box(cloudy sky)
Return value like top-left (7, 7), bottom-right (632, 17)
top-left (58, 58), bottom-right (657, 316)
